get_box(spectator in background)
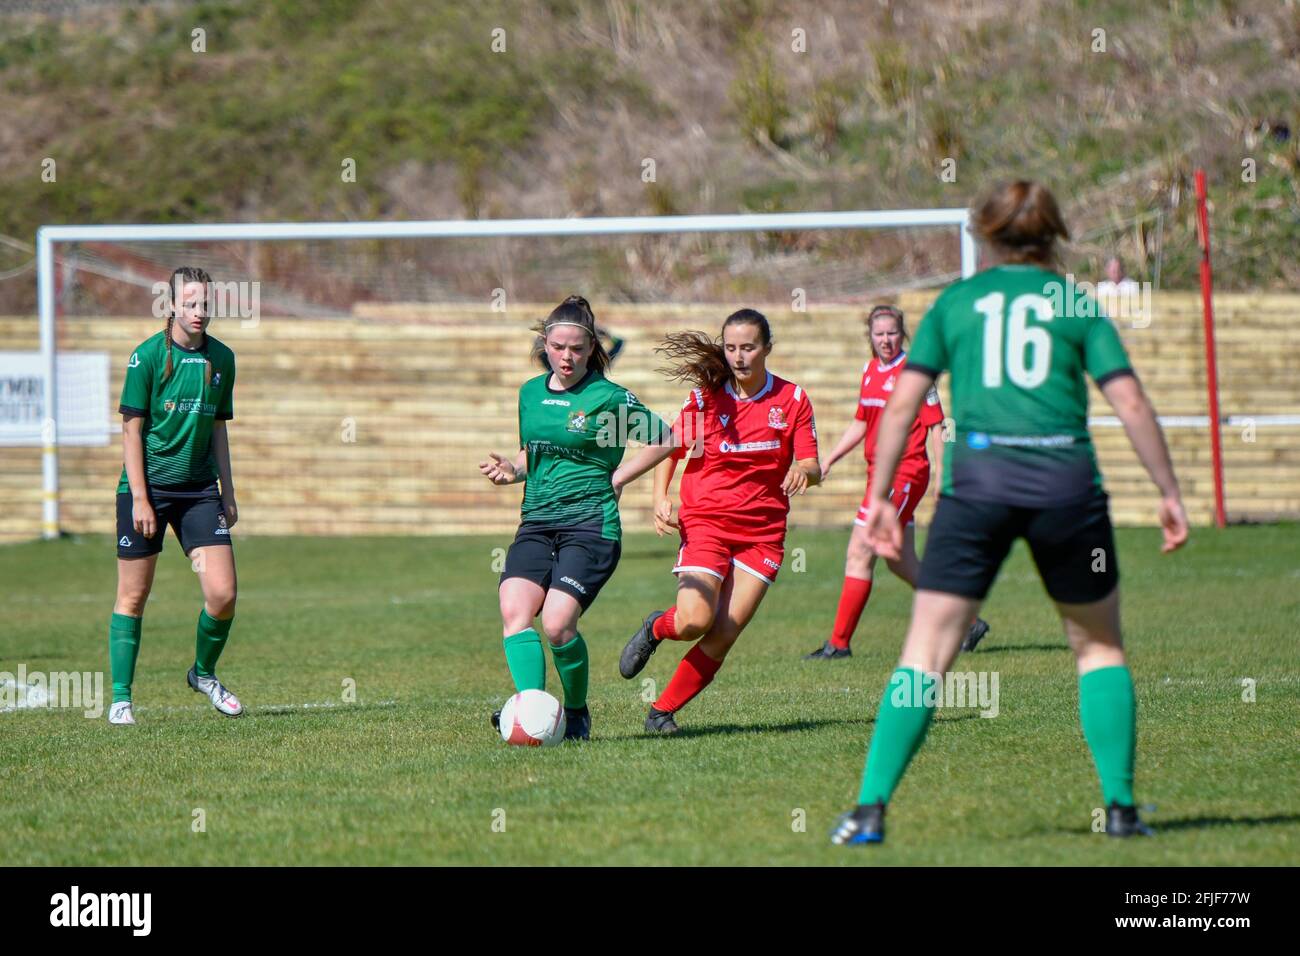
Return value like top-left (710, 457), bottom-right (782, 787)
top-left (1096, 257), bottom-right (1140, 297)
top-left (1096, 256), bottom-right (1141, 323)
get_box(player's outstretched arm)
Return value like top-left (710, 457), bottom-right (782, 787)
top-left (822, 419), bottom-right (868, 479)
top-left (611, 436), bottom-right (678, 492)
top-left (651, 456), bottom-right (679, 536)
top-left (1100, 373), bottom-right (1189, 552)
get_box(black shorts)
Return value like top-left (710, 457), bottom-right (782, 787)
top-left (500, 524), bottom-right (621, 612)
top-left (116, 481), bottom-right (232, 558)
top-left (917, 492), bottom-right (1118, 604)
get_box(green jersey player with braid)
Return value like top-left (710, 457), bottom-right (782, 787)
top-left (108, 267), bottom-right (243, 724)
top-left (480, 295), bottom-right (672, 740)
top-left (831, 181), bottom-right (1189, 844)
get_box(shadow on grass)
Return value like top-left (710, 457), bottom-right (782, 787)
top-left (591, 710), bottom-right (986, 742)
top-left (592, 716), bottom-right (866, 742)
top-left (1044, 812), bottom-right (1300, 837)
top-left (968, 643), bottom-right (1065, 654)
top-left (1144, 813), bottom-right (1300, 832)
top-left (247, 702), bottom-right (401, 720)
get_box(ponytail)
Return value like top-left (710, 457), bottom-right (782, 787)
top-left (969, 180), bottom-right (1070, 268)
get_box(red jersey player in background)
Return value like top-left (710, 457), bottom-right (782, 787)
top-left (805, 304), bottom-right (989, 660)
top-left (612, 309), bottom-right (821, 734)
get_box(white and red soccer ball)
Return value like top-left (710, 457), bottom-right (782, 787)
top-left (498, 689), bottom-right (566, 747)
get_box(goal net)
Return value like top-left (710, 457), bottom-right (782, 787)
top-left (14, 211), bottom-right (974, 542)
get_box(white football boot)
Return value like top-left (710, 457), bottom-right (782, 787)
top-left (108, 701), bottom-right (136, 725)
top-left (187, 667), bottom-right (244, 717)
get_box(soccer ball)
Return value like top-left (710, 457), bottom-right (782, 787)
top-left (498, 689), bottom-right (566, 747)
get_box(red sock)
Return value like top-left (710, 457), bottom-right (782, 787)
top-left (654, 645), bottom-right (722, 713)
top-left (829, 576), bottom-right (872, 649)
top-left (652, 606), bottom-right (679, 640)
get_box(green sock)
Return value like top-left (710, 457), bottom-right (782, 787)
top-left (1078, 665), bottom-right (1137, 807)
top-left (194, 608), bottom-right (233, 678)
top-left (109, 612), bottom-right (142, 703)
top-left (857, 668), bottom-right (938, 805)
top-left (549, 633), bottom-right (589, 710)
top-left (503, 628), bottom-right (546, 692)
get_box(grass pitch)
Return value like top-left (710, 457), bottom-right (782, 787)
top-left (3, 525), bottom-right (1297, 865)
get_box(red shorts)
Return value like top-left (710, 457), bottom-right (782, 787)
top-left (856, 472), bottom-right (929, 528)
top-left (672, 526), bottom-right (785, 585)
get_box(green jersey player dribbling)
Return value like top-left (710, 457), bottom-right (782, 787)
top-left (831, 181), bottom-right (1189, 844)
top-left (479, 295), bottom-right (672, 740)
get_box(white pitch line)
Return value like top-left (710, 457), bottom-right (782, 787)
top-left (1090, 414), bottom-right (1300, 427)
top-left (131, 698), bottom-right (400, 715)
top-left (3, 697), bottom-right (403, 716)
top-left (1154, 677), bottom-right (1299, 687)
top-left (2, 589), bottom-right (452, 605)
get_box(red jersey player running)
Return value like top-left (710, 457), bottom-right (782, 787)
top-left (805, 304), bottom-right (989, 660)
top-left (611, 309), bottom-right (821, 733)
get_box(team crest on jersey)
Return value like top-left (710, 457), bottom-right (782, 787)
top-left (883, 376), bottom-right (896, 392)
top-left (164, 399), bottom-right (175, 412)
top-left (768, 406), bottom-right (787, 430)
top-left (567, 409), bottom-right (587, 432)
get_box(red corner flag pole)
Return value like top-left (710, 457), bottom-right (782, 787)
top-left (1195, 168), bottom-right (1226, 528)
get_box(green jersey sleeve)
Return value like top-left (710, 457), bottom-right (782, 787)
top-left (908, 294), bottom-right (950, 376)
top-left (1083, 312), bottom-right (1133, 384)
top-left (617, 387), bottom-right (671, 446)
top-left (119, 345), bottom-right (154, 415)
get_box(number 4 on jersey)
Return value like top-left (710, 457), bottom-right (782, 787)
top-left (976, 292), bottom-right (1054, 389)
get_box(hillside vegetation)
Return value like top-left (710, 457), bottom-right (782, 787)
top-left (1, 0), bottom-right (1297, 308)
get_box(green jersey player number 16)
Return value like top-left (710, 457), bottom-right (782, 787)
top-left (832, 180), bottom-right (1189, 847)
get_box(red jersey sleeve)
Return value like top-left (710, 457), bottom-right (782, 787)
top-left (792, 386), bottom-right (818, 459)
top-left (918, 383), bottom-right (944, 429)
top-left (854, 371), bottom-right (869, 422)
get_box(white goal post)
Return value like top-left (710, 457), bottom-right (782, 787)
top-left (35, 208), bottom-right (977, 539)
